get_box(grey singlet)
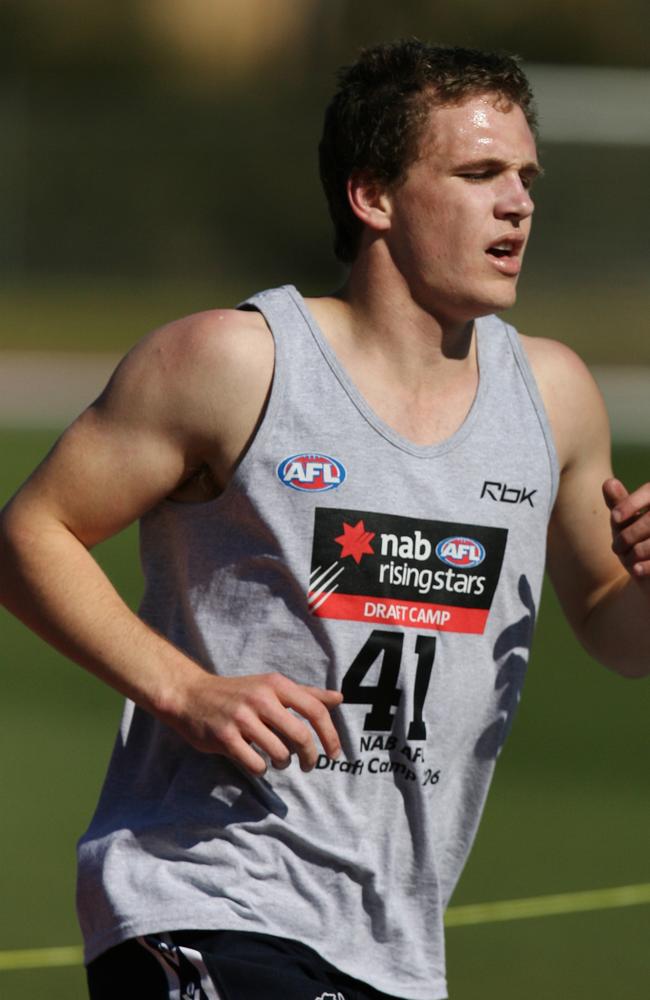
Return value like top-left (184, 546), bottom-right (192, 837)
top-left (77, 285), bottom-right (559, 1000)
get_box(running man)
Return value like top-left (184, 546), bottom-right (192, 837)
top-left (1, 40), bottom-right (649, 1000)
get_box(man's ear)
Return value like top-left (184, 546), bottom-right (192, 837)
top-left (346, 170), bottom-right (392, 233)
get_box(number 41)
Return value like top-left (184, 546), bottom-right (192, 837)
top-left (341, 629), bottom-right (436, 740)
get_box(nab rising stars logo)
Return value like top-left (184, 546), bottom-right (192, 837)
top-left (277, 453), bottom-right (346, 492)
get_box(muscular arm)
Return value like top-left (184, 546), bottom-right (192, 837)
top-left (0, 310), bottom-right (342, 772)
top-left (525, 336), bottom-right (650, 678)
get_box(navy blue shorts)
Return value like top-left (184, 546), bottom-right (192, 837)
top-left (86, 930), bottom-right (429, 1000)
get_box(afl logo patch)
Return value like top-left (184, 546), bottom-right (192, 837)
top-left (277, 453), bottom-right (346, 492)
top-left (436, 536), bottom-right (486, 568)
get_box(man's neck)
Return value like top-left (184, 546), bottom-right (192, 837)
top-left (313, 249), bottom-right (478, 386)
top-left (304, 261), bottom-right (481, 448)
top-left (343, 264), bottom-right (474, 361)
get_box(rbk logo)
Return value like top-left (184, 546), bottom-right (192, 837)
top-left (481, 480), bottom-right (537, 508)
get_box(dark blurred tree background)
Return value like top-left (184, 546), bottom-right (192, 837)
top-left (0, 0), bottom-right (647, 354)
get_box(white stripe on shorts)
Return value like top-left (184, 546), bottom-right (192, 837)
top-left (137, 933), bottom-right (223, 1000)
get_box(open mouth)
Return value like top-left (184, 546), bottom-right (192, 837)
top-left (487, 245), bottom-right (513, 258)
top-left (486, 238), bottom-right (522, 259)
top-left (485, 236), bottom-right (525, 275)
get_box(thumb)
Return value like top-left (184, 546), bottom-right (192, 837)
top-left (602, 477), bottom-right (628, 511)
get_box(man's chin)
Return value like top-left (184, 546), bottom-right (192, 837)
top-left (459, 290), bottom-right (519, 322)
top-left (479, 284), bottom-right (519, 316)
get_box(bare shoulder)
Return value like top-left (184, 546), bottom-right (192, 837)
top-left (519, 332), bottom-right (592, 391)
top-left (518, 333), bottom-right (611, 470)
top-left (0, 307), bottom-right (274, 545)
top-left (147, 307), bottom-right (272, 377)
top-left (81, 304), bottom-right (274, 504)
top-left (108, 307), bottom-right (271, 406)
top-left (98, 307), bottom-right (273, 443)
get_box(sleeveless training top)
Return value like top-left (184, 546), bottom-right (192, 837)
top-left (77, 285), bottom-right (559, 1000)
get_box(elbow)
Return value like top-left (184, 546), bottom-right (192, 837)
top-left (580, 630), bottom-right (650, 680)
top-left (0, 501), bottom-right (32, 549)
top-left (0, 502), bottom-right (45, 607)
top-left (0, 507), bottom-right (24, 605)
top-left (609, 661), bottom-right (650, 681)
top-left (577, 578), bottom-right (650, 680)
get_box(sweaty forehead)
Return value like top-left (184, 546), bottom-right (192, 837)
top-left (417, 95), bottom-right (537, 163)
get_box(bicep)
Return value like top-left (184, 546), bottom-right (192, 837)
top-left (17, 409), bottom-right (188, 547)
top-left (3, 308), bottom-right (274, 549)
top-left (5, 352), bottom-right (195, 548)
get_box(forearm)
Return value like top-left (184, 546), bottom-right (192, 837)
top-left (0, 507), bottom-right (199, 717)
top-left (581, 575), bottom-right (650, 679)
top-left (0, 505), bottom-right (342, 773)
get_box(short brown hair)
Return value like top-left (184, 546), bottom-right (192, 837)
top-left (319, 39), bottom-right (538, 263)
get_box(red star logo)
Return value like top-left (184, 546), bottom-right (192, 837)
top-left (335, 520), bottom-right (375, 564)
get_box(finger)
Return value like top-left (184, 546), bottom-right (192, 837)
top-left (609, 482), bottom-right (650, 526)
top-left (222, 731), bottom-right (269, 777)
top-left (225, 699), bottom-right (294, 769)
top-left (616, 537), bottom-right (650, 573)
top-left (279, 730), bottom-right (317, 772)
top-left (267, 678), bottom-right (342, 758)
top-left (260, 702), bottom-right (324, 771)
top-left (283, 688), bottom-right (342, 762)
top-left (620, 553), bottom-right (650, 579)
top-left (631, 559), bottom-right (650, 579)
top-left (303, 686), bottom-right (344, 706)
top-left (240, 720), bottom-right (294, 770)
top-left (602, 477), bottom-right (628, 511)
top-left (612, 512), bottom-right (650, 555)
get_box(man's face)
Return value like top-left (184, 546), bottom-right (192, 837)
top-left (384, 93), bottom-right (541, 325)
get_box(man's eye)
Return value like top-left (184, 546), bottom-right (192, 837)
top-left (461, 172), bottom-right (492, 181)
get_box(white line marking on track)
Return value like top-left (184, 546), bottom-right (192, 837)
top-left (1, 883), bottom-right (649, 972)
top-left (444, 882), bottom-right (650, 927)
top-left (0, 945), bottom-right (83, 971)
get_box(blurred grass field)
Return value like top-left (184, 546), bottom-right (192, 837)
top-left (1, 429), bottom-right (649, 1000)
top-left (0, 275), bottom-right (649, 366)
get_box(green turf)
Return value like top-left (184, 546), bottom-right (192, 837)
top-left (1, 430), bottom-right (649, 999)
top-left (447, 905), bottom-right (650, 999)
top-left (0, 429), bottom-right (138, 968)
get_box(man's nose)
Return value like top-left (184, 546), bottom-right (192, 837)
top-left (494, 175), bottom-right (535, 224)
